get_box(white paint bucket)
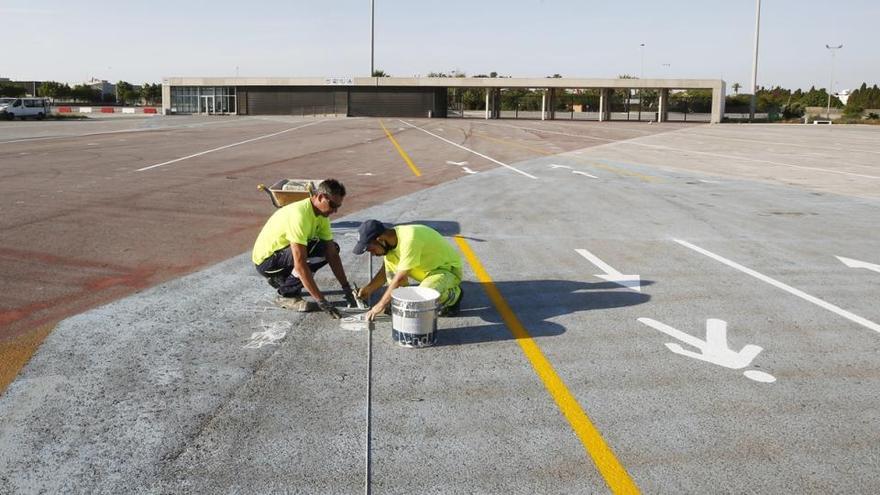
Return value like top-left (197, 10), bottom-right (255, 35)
top-left (390, 286), bottom-right (439, 348)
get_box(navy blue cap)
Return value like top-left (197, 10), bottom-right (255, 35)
top-left (352, 220), bottom-right (387, 255)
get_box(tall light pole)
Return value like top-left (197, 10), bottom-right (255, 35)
top-left (639, 43), bottom-right (645, 120)
top-left (825, 44), bottom-right (843, 120)
top-left (749, 0), bottom-right (761, 121)
top-left (370, 0), bottom-right (375, 76)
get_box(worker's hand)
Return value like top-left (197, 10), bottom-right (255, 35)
top-left (364, 304), bottom-right (384, 322)
top-left (317, 300), bottom-right (342, 319)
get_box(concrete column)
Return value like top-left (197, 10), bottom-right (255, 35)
top-left (598, 88), bottom-right (609, 122)
top-left (485, 89), bottom-right (490, 120)
top-left (541, 90), bottom-right (546, 121)
top-left (658, 88), bottom-right (668, 123)
top-left (548, 88), bottom-right (556, 120)
top-left (161, 82), bottom-right (171, 115)
top-left (711, 81), bottom-right (726, 124)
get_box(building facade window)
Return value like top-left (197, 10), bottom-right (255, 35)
top-left (170, 86), bottom-right (236, 114)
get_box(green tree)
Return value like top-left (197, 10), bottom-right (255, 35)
top-left (38, 81), bottom-right (71, 101)
top-left (140, 83), bottom-right (162, 105)
top-left (372, 69), bottom-right (389, 77)
top-left (71, 84), bottom-right (100, 103)
top-left (0, 83), bottom-right (26, 97)
top-left (731, 82), bottom-right (741, 94)
top-left (115, 81), bottom-right (136, 105)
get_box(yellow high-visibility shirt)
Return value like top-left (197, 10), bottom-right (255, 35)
top-left (252, 198), bottom-right (332, 264)
top-left (383, 224), bottom-right (462, 282)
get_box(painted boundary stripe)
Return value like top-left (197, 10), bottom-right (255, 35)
top-left (399, 120), bottom-right (538, 180)
top-left (379, 119), bottom-right (421, 176)
top-left (454, 236), bottom-right (639, 494)
top-left (674, 239), bottom-right (880, 334)
top-left (136, 120), bottom-right (323, 172)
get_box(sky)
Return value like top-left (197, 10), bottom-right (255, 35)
top-left (1, 0), bottom-right (877, 92)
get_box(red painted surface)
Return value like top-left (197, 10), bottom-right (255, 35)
top-left (101, 107), bottom-right (115, 113)
top-left (58, 107), bottom-right (72, 113)
top-left (144, 108), bottom-right (158, 114)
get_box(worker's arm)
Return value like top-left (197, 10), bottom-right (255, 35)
top-left (365, 269), bottom-right (408, 321)
top-left (291, 243), bottom-right (324, 302)
top-left (358, 263), bottom-right (387, 300)
top-left (324, 241), bottom-right (352, 290)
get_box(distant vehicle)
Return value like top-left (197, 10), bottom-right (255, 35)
top-left (0, 97), bottom-right (51, 120)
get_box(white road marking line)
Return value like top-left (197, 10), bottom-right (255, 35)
top-left (357, 172), bottom-right (374, 176)
top-left (674, 239), bottom-right (880, 334)
top-left (137, 120), bottom-right (323, 172)
top-left (836, 256), bottom-right (880, 274)
top-left (446, 160), bottom-right (469, 166)
top-left (549, 164), bottom-right (572, 169)
top-left (698, 179), bottom-right (720, 184)
top-left (0, 118), bottom-right (259, 144)
top-left (575, 248), bottom-right (641, 291)
top-left (619, 141), bottom-right (880, 180)
top-left (399, 120), bottom-right (538, 180)
top-left (572, 170), bottom-right (599, 179)
top-left (462, 167), bottom-right (477, 174)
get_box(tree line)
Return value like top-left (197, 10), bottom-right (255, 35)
top-left (0, 81), bottom-right (162, 105)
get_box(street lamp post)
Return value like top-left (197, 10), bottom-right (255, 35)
top-left (749, 0), bottom-right (761, 121)
top-left (825, 44), bottom-right (843, 120)
top-left (370, 0), bottom-right (375, 76)
top-left (639, 43), bottom-right (645, 121)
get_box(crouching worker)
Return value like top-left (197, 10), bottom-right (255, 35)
top-left (353, 220), bottom-right (463, 321)
top-left (252, 178), bottom-right (357, 319)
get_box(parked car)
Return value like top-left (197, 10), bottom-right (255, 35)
top-left (0, 97), bottom-right (51, 120)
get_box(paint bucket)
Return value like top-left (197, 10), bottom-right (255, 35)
top-left (390, 286), bottom-right (439, 348)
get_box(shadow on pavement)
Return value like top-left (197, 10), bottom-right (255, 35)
top-left (437, 279), bottom-right (653, 346)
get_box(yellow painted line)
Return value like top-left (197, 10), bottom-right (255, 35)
top-left (473, 131), bottom-right (660, 183)
top-left (454, 235), bottom-right (639, 495)
top-left (379, 119), bottom-right (421, 177)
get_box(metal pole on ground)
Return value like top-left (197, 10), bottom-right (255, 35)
top-left (825, 44), bottom-right (843, 120)
top-left (749, 0), bottom-right (761, 121)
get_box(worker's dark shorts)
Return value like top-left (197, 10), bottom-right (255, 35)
top-left (255, 240), bottom-right (337, 297)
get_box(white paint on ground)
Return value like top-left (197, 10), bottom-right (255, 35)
top-left (616, 140), bottom-right (880, 180)
top-left (575, 248), bottom-right (641, 291)
top-left (698, 179), bottom-right (720, 184)
top-left (638, 318), bottom-right (772, 383)
top-left (357, 172), bottom-right (375, 176)
top-left (137, 120), bottom-right (325, 172)
top-left (462, 167), bottom-right (477, 174)
top-left (243, 320), bottom-right (291, 349)
top-left (674, 239), bottom-right (880, 334)
top-left (549, 164), bottom-right (572, 169)
top-left (572, 170), bottom-right (599, 179)
top-left (836, 256), bottom-right (880, 274)
top-left (446, 160), bottom-right (469, 166)
top-left (399, 120), bottom-right (538, 180)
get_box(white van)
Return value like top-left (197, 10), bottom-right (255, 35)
top-left (0, 97), bottom-right (51, 120)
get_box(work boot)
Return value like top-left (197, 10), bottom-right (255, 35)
top-left (275, 295), bottom-right (317, 312)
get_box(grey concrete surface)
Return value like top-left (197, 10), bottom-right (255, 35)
top-left (1, 119), bottom-right (879, 494)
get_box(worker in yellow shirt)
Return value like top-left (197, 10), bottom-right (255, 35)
top-left (252, 179), bottom-right (356, 318)
top-left (353, 220), bottom-right (463, 321)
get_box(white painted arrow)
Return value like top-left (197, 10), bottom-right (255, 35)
top-left (572, 170), bottom-right (598, 179)
top-left (549, 163), bottom-right (572, 169)
top-left (575, 248), bottom-right (641, 291)
top-left (461, 167), bottom-right (477, 174)
top-left (836, 256), bottom-right (880, 274)
top-left (446, 160), bottom-right (469, 166)
top-left (638, 318), bottom-right (775, 382)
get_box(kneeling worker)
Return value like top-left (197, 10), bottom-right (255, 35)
top-left (353, 220), bottom-right (463, 321)
top-left (252, 178), bottom-right (356, 318)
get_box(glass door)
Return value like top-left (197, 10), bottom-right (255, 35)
top-left (200, 95), bottom-right (215, 114)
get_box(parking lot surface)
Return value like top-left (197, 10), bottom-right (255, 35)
top-left (1, 116), bottom-right (878, 493)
